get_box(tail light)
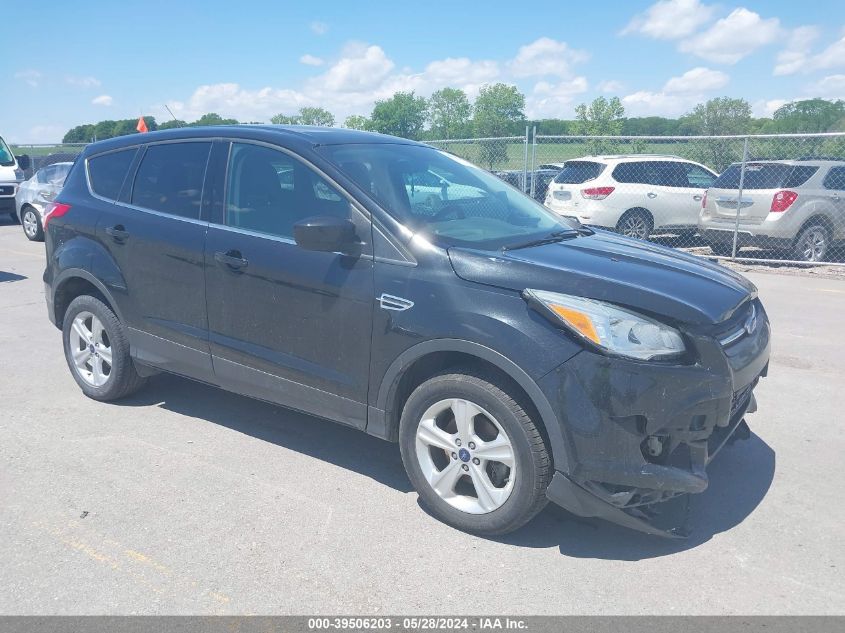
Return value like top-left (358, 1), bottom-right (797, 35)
top-left (43, 202), bottom-right (71, 229)
top-left (581, 186), bottom-right (615, 200)
top-left (770, 190), bottom-right (798, 213)
top-left (702, 192), bottom-right (708, 209)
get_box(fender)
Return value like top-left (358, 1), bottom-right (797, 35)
top-left (51, 267), bottom-right (126, 326)
top-left (369, 338), bottom-right (572, 473)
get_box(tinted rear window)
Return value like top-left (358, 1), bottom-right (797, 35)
top-left (713, 164), bottom-right (819, 189)
top-left (87, 149), bottom-right (137, 200)
top-left (554, 161), bottom-right (604, 184)
top-left (823, 166), bottom-right (845, 190)
top-left (131, 142), bottom-right (211, 219)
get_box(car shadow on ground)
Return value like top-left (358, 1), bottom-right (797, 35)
top-left (118, 373), bottom-right (414, 494)
top-left (0, 271), bottom-right (27, 283)
top-left (119, 373), bottom-right (775, 561)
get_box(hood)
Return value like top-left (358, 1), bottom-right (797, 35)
top-left (448, 230), bottom-right (756, 326)
top-left (0, 164), bottom-right (20, 182)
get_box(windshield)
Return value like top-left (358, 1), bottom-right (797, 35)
top-left (713, 163), bottom-right (818, 190)
top-left (0, 137), bottom-right (15, 167)
top-left (554, 160), bottom-right (604, 184)
top-left (319, 143), bottom-right (573, 249)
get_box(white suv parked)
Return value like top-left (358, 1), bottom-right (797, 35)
top-left (699, 159), bottom-right (845, 262)
top-left (544, 155), bottom-right (717, 239)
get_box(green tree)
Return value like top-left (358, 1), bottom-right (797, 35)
top-left (428, 87), bottom-right (471, 139)
top-left (679, 97), bottom-right (752, 170)
top-left (772, 99), bottom-right (845, 133)
top-left (574, 96), bottom-right (624, 154)
top-left (472, 83), bottom-right (526, 169)
top-left (158, 119), bottom-right (188, 130)
top-left (369, 91), bottom-right (428, 139)
top-left (297, 107), bottom-right (335, 126)
top-left (343, 114), bottom-right (370, 130)
top-left (63, 124), bottom-right (95, 143)
top-left (192, 113), bottom-right (238, 126)
top-left (270, 113), bottom-right (299, 124)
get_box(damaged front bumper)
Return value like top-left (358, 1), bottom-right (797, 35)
top-left (540, 299), bottom-right (771, 537)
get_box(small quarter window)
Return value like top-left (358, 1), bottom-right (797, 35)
top-left (88, 148), bottom-right (137, 201)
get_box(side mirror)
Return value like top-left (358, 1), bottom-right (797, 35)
top-left (15, 154), bottom-right (31, 171)
top-left (294, 216), bottom-right (358, 253)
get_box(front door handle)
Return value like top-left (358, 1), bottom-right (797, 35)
top-left (214, 250), bottom-right (249, 270)
top-left (647, 192), bottom-right (657, 198)
top-left (105, 225), bottom-right (129, 242)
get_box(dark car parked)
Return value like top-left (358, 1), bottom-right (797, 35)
top-left (494, 169), bottom-right (560, 203)
top-left (43, 126), bottom-right (770, 537)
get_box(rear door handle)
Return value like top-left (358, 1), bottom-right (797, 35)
top-left (105, 225), bottom-right (129, 242)
top-left (692, 194), bottom-right (702, 201)
top-left (214, 250), bottom-right (249, 270)
top-left (647, 192), bottom-right (657, 198)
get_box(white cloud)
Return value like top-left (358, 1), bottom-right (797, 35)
top-left (621, 67), bottom-right (729, 117)
top-left (663, 67), bottom-right (729, 93)
top-left (773, 28), bottom-right (845, 76)
top-left (92, 94), bottom-right (113, 106)
top-left (806, 74), bottom-right (845, 99)
top-left (299, 54), bottom-right (325, 66)
top-left (774, 26), bottom-right (821, 76)
top-left (622, 0), bottom-right (715, 40)
top-left (679, 8), bottom-right (782, 64)
top-left (14, 69), bottom-right (41, 87)
top-left (751, 99), bottom-right (789, 118)
top-left (310, 21), bottom-right (328, 35)
top-left (319, 43), bottom-right (395, 92)
top-left (66, 75), bottom-right (102, 88)
top-left (526, 77), bottom-right (589, 118)
top-left (507, 37), bottom-right (588, 78)
top-left (596, 80), bottom-right (624, 94)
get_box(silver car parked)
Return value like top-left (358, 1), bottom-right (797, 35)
top-left (16, 162), bottom-right (73, 241)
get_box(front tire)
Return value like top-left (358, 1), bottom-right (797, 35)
top-left (399, 369), bottom-right (551, 535)
top-left (21, 206), bottom-right (44, 241)
top-left (62, 295), bottom-right (147, 401)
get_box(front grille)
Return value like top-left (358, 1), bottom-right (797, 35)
top-left (0, 185), bottom-right (15, 197)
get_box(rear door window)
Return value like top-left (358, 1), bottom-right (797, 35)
top-left (823, 166), bottom-right (845, 190)
top-left (131, 142), bottom-right (211, 219)
top-left (554, 161), bottom-right (604, 184)
top-left (685, 164), bottom-right (716, 188)
top-left (88, 148), bottom-right (137, 200)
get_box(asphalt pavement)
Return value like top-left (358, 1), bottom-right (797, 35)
top-left (0, 216), bottom-right (842, 615)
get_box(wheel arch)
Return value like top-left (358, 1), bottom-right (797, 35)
top-left (52, 269), bottom-right (123, 329)
top-left (370, 339), bottom-right (572, 472)
top-left (793, 214), bottom-right (834, 245)
top-left (618, 206), bottom-right (654, 225)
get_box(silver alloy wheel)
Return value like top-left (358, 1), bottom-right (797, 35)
top-left (22, 209), bottom-right (39, 238)
top-left (619, 214), bottom-right (649, 239)
top-left (797, 228), bottom-right (827, 262)
top-left (415, 398), bottom-right (515, 514)
top-left (69, 311), bottom-right (113, 387)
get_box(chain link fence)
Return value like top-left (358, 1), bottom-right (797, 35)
top-left (9, 143), bottom-right (89, 180)
top-left (428, 131), bottom-right (845, 266)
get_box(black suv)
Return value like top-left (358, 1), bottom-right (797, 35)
top-left (44, 126), bottom-right (770, 537)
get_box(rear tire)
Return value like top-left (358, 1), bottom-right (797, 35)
top-left (616, 209), bottom-right (653, 240)
top-left (21, 206), bottom-right (43, 241)
top-left (62, 295), bottom-right (147, 401)
top-left (793, 223), bottom-right (830, 262)
top-left (709, 241), bottom-right (735, 257)
top-left (399, 369), bottom-right (551, 535)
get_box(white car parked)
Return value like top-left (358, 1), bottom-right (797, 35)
top-left (544, 155), bottom-right (717, 239)
top-left (699, 159), bottom-right (845, 262)
top-left (0, 134), bottom-right (30, 221)
top-left (15, 162), bottom-right (73, 241)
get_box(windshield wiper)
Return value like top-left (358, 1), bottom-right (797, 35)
top-left (501, 229), bottom-right (578, 251)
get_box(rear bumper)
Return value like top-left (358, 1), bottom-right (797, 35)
top-left (700, 228), bottom-right (792, 249)
top-left (540, 304), bottom-right (770, 537)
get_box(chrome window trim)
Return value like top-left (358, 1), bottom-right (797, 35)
top-left (112, 201), bottom-right (209, 227)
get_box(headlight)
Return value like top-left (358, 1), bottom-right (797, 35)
top-left (525, 289), bottom-right (685, 360)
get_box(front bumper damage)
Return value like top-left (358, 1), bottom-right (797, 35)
top-left (540, 300), bottom-right (771, 537)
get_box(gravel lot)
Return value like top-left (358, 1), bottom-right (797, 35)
top-left (1, 216), bottom-right (843, 615)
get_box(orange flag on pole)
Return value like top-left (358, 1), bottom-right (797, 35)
top-left (136, 116), bottom-right (148, 133)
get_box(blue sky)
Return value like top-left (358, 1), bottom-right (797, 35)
top-left (2, 0), bottom-right (844, 142)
